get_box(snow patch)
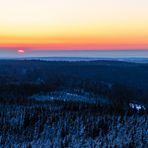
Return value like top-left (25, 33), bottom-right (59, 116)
top-left (129, 103), bottom-right (146, 111)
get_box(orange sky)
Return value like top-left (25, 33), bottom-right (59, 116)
top-left (0, 0), bottom-right (148, 50)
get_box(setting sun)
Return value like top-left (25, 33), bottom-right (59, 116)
top-left (17, 49), bottom-right (25, 54)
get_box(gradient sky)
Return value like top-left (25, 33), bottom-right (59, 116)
top-left (0, 0), bottom-right (148, 50)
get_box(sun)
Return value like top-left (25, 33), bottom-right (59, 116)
top-left (17, 49), bottom-right (25, 54)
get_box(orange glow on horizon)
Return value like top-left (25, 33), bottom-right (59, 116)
top-left (0, 34), bottom-right (148, 50)
top-left (0, 43), bottom-right (148, 50)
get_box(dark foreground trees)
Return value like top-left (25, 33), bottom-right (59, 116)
top-left (0, 101), bottom-right (147, 147)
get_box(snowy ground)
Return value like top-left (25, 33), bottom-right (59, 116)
top-left (30, 91), bottom-right (111, 105)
